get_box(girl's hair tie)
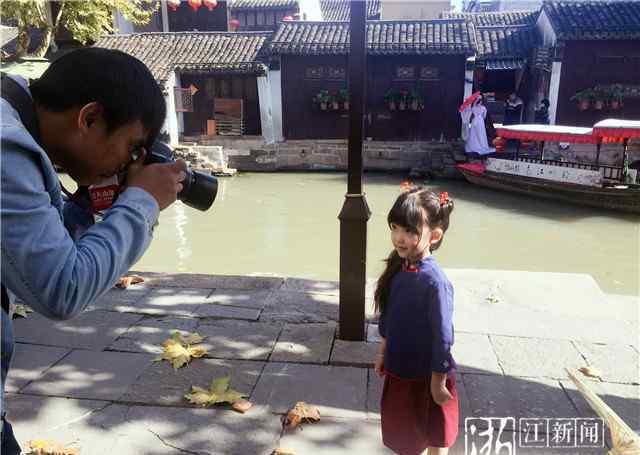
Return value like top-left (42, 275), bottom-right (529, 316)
top-left (439, 191), bottom-right (450, 206)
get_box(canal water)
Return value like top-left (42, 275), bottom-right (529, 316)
top-left (63, 173), bottom-right (639, 296)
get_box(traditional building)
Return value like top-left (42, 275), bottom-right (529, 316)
top-left (537, 0), bottom-right (640, 126)
top-left (269, 19), bottom-right (476, 141)
top-left (95, 32), bottom-right (270, 143)
top-left (227, 0), bottom-right (300, 31)
top-left (318, 0), bottom-right (382, 21)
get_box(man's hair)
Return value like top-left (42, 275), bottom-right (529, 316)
top-left (30, 47), bottom-right (166, 147)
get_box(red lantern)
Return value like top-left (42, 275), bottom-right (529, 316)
top-left (167, 0), bottom-right (180, 11)
top-left (282, 15), bottom-right (294, 21)
top-left (229, 18), bottom-right (240, 29)
top-left (203, 0), bottom-right (217, 10)
top-left (188, 0), bottom-right (202, 11)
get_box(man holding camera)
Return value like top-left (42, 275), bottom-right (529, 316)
top-left (1, 48), bottom-right (186, 454)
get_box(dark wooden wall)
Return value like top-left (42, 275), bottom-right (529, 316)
top-left (168, 1), bottom-right (228, 32)
top-left (281, 54), bottom-right (465, 140)
top-left (180, 73), bottom-right (261, 136)
top-left (556, 40), bottom-right (640, 126)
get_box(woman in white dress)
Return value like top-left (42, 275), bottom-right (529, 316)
top-left (461, 96), bottom-right (496, 156)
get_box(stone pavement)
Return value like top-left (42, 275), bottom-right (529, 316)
top-left (5, 270), bottom-right (639, 455)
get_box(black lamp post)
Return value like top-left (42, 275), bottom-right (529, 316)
top-left (338, 0), bottom-right (370, 341)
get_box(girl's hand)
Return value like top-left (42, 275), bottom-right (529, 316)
top-left (431, 375), bottom-right (453, 406)
top-left (374, 354), bottom-right (385, 377)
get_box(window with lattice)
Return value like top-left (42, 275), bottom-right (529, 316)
top-left (420, 66), bottom-right (439, 81)
top-left (327, 66), bottom-right (346, 80)
top-left (174, 87), bottom-right (193, 112)
top-left (305, 66), bottom-right (324, 79)
top-left (395, 66), bottom-right (416, 80)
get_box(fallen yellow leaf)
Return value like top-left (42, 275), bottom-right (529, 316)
top-left (13, 304), bottom-right (33, 319)
top-left (184, 376), bottom-right (247, 407)
top-left (273, 448), bottom-right (296, 455)
top-left (579, 366), bottom-right (603, 379)
top-left (285, 402), bottom-right (320, 430)
top-left (27, 439), bottom-right (79, 455)
top-left (154, 331), bottom-right (208, 370)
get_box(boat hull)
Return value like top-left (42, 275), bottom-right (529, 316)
top-left (459, 169), bottom-right (640, 214)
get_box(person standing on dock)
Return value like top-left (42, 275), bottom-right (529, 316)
top-left (460, 95), bottom-right (496, 157)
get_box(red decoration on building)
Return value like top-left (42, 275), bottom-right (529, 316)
top-left (167, 0), bottom-right (180, 11)
top-left (188, 0), bottom-right (202, 11)
top-left (203, 0), bottom-right (217, 10)
top-left (229, 18), bottom-right (240, 29)
top-left (282, 15), bottom-right (294, 21)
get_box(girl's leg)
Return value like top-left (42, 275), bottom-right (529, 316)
top-left (427, 447), bottom-right (449, 455)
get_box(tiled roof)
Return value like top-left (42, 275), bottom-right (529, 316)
top-left (319, 0), bottom-right (382, 21)
top-left (474, 24), bottom-right (540, 59)
top-left (228, 0), bottom-right (298, 10)
top-left (94, 32), bottom-right (270, 85)
top-left (542, 1), bottom-right (640, 40)
top-left (485, 58), bottom-right (525, 70)
top-left (270, 20), bottom-right (476, 55)
top-left (440, 10), bottom-right (538, 26)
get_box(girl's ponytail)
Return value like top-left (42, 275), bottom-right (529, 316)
top-left (374, 249), bottom-right (402, 314)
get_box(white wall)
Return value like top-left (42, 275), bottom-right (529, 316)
top-left (381, 1), bottom-right (451, 20)
top-left (548, 61), bottom-right (562, 125)
top-left (162, 72), bottom-right (180, 145)
top-left (175, 72), bottom-right (185, 135)
top-left (536, 10), bottom-right (557, 47)
top-left (257, 75), bottom-right (275, 143)
top-left (269, 70), bottom-right (284, 142)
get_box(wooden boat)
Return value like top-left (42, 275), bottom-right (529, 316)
top-left (457, 119), bottom-right (640, 214)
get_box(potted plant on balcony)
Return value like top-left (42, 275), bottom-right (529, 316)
top-left (384, 88), bottom-right (399, 111)
top-left (571, 89), bottom-right (595, 111)
top-left (408, 89), bottom-right (424, 111)
top-left (339, 89), bottom-right (350, 110)
top-left (592, 88), bottom-right (606, 110)
top-left (398, 89), bottom-right (409, 110)
top-left (314, 90), bottom-right (330, 110)
top-left (329, 90), bottom-right (340, 110)
top-left (609, 84), bottom-right (624, 110)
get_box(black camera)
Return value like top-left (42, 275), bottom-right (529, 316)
top-left (147, 141), bottom-right (218, 212)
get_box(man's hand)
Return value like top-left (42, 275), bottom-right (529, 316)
top-left (126, 150), bottom-right (187, 211)
top-left (430, 372), bottom-right (453, 406)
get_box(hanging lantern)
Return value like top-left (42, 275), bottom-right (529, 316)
top-left (203, 0), bottom-right (217, 10)
top-left (282, 15), bottom-right (294, 21)
top-left (167, 0), bottom-right (180, 11)
top-left (229, 18), bottom-right (240, 30)
top-left (188, 0), bottom-right (202, 11)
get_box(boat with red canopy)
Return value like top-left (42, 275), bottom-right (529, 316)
top-left (457, 119), bottom-right (640, 214)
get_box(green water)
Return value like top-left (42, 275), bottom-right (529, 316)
top-left (63, 173), bottom-right (640, 295)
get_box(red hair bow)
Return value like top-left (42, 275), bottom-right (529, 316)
top-left (439, 192), bottom-right (449, 205)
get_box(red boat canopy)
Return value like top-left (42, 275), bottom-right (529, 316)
top-left (497, 119), bottom-right (640, 144)
top-left (496, 124), bottom-right (598, 144)
top-left (592, 119), bottom-right (640, 139)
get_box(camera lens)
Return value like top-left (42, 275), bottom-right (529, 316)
top-left (179, 170), bottom-right (218, 211)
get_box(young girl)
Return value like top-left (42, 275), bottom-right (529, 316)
top-left (374, 187), bottom-right (458, 455)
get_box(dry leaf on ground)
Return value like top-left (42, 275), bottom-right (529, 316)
top-left (13, 304), bottom-right (33, 319)
top-left (273, 448), bottom-right (296, 455)
top-left (285, 401), bottom-right (321, 430)
top-left (154, 331), bottom-right (208, 369)
top-left (184, 376), bottom-right (247, 408)
top-left (579, 366), bottom-right (603, 379)
top-left (27, 439), bottom-right (79, 455)
top-left (115, 275), bottom-right (145, 289)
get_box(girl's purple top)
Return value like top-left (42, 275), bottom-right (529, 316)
top-left (378, 256), bottom-right (456, 379)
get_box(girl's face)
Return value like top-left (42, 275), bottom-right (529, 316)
top-left (390, 221), bottom-right (442, 261)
